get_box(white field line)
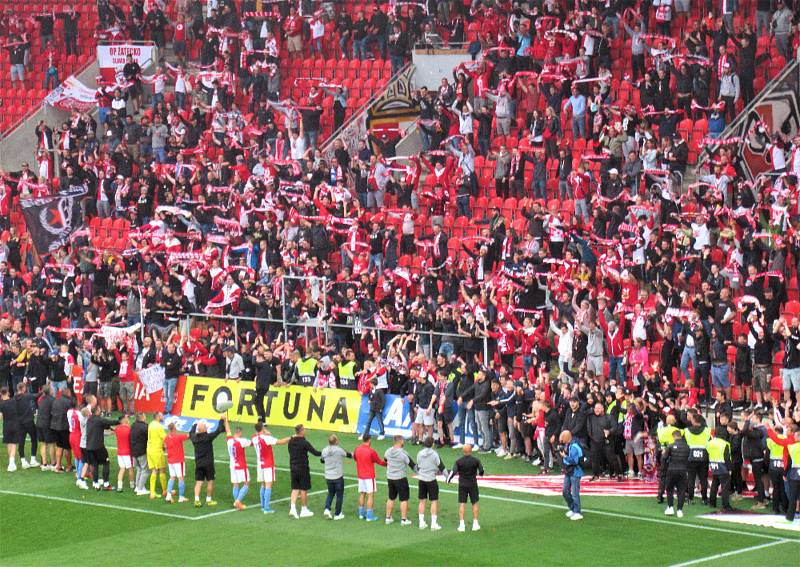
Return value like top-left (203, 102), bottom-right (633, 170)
top-left (0, 489), bottom-right (192, 520)
top-left (667, 539), bottom-right (792, 567)
top-left (193, 484), bottom-right (359, 520)
top-left (93, 444), bottom-right (800, 541)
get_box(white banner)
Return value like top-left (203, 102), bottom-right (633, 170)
top-left (97, 43), bottom-right (156, 82)
top-left (138, 364), bottom-right (165, 394)
top-left (100, 323), bottom-right (141, 346)
top-left (43, 76), bottom-right (98, 112)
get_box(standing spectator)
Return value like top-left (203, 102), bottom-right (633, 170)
top-left (560, 430), bottom-right (584, 521)
top-left (283, 7), bottom-right (304, 60)
top-left (718, 64), bottom-right (740, 123)
top-left (565, 86), bottom-right (587, 140)
top-left (5, 35), bottom-right (28, 88)
top-left (457, 370), bottom-right (492, 453)
top-left (57, 7), bottom-right (80, 55)
top-left (771, 0), bottom-right (794, 59)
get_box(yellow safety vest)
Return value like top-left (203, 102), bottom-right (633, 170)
top-left (766, 437), bottom-right (786, 470)
top-left (657, 425), bottom-right (681, 447)
top-left (684, 428), bottom-right (710, 461)
top-left (707, 437), bottom-right (729, 463)
top-left (297, 358), bottom-right (318, 382)
top-left (337, 361), bottom-right (355, 380)
top-left (788, 442), bottom-right (800, 475)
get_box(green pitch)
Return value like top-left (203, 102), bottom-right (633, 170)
top-left (1, 423), bottom-right (797, 566)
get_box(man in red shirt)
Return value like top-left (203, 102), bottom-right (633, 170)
top-left (353, 435), bottom-right (386, 521)
top-left (114, 415), bottom-right (133, 492)
top-left (164, 423), bottom-right (190, 503)
top-left (283, 7), bottom-right (304, 59)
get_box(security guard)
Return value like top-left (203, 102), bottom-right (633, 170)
top-left (661, 429), bottom-right (690, 517)
top-left (291, 349), bottom-right (319, 387)
top-left (335, 350), bottom-right (357, 390)
top-left (707, 430), bottom-right (733, 512)
top-left (786, 425), bottom-right (800, 522)
top-left (684, 414), bottom-right (711, 505)
top-left (766, 427), bottom-right (790, 514)
top-left (656, 414), bottom-right (682, 503)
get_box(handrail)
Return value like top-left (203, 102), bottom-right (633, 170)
top-left (0, 55), bottom-right (98, 139)
top-left (697, 58), bottom-right (800, 172)
top-left (320, 61), bottom-right (415, 154)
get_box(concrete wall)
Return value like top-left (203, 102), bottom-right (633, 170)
top-left (0, 61), bottom-right (99, 172)
top-left (411, 49), bottom-right (472, 90)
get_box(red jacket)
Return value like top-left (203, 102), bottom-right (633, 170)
top-left (353, 443), bottom-right (386, 479)
top-left (598, 309), bottom-right (626, 357)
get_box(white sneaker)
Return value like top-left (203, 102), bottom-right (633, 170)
top-left (299, 508), bottom-right (314, 518)
top-left (29, 458), bottom-right (39, 467)
top-left (323, 509), bottom-right (332, 519)
top-left (453, 443), bottom-right (463, 449)
top-left (385, 517), bottom-right (394, 525)
top-left (77, 480), bottom-right (88, 490)
top-left (570, 513), bottom-right (584, 521)
top-left (135, 489), bottom-right (149, 496)
top-left (333, 513), bottom-right (345, 520)
top-left (495, 449), bottom-right (507, 457)
top-left (166, 495), bottom-right (173, 503)
top-left (401, 519), bottom-right (412, 526)
top-left (377, 435), bottom-right (385, 441)
top-left (20, 459), bottom-right (30, 469)
top-left (676, 510), bottom-right (684, 518)
top-left (532, 458), bottom-right (542, 466)
top-left (289, 509), bottom-right (300, 519)
top-left (566, 510), bottom-right (574, 518)
top-left (472, 522), bottom-right (480, 531)
top-left (419, 521), bottom-right (428, 530)
top-left (178, 497), bottom-right (189, 503)
top-left (664, 507), bottom-right (674, 516)
top-left (7, 462), bottom-right (17, 472)
top-left (457, 523), bottom-right (465, 532)
top-left (430, 523), bottom-right (442, 531)
top-left (40, 464), bottom-right (49, 471)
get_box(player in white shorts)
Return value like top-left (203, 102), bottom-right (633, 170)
top-left (252, 421), bottom-right (291, 514)
top-left (225, 419), bottom-right (252, 510)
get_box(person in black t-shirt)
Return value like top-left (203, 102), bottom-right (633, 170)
top-left (254, 349), bottom-right (279, 422)
top-left (447, 444), bottom-right (484, 532)
top-left (0, 387), bottom-right (20, 471)
top-left (287, 424), bottom-right (322, 518)
top-left (190, 416), bottom-right (226, 506)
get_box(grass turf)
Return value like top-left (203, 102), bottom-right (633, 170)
top-left (0, 423), bottom-right (798, 566)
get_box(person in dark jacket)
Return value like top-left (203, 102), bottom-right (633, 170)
top-left (364, 378), bottom-right (386, 439)
top-left (50, 387), bottom-right (74, 471)
top-left (161, 343), bottom-right (182, 415)
top-left (454, 361), bottom-right (477, 447)
top-left (587, 403), bottom-right (620, 480)
top-left (36, 384), bottom-right (55, 470)
top-left (561, 397), bottom-right (588, 447)
top-left (254, 350), bottom-right (279, 423)
top-left (13, 382), bottom-right (38, 468)
top-left (741, 412), bottom-right (767, 508)
top-left (130, 412), bottom-right (150, 495)
top-left (85, 406), bottom-right (119, 490)
top-left (458, 370), bottom-right (492, 452)
top-left (662, 429), bottom-right (690, 516)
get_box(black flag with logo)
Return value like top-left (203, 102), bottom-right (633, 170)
top-left (21, 186), bottom-right (87, 254)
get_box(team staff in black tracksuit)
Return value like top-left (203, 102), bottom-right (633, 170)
top-left (13, 383), bottom-right (38, 467)
top-left (661, 429), bottom-right (690, 515)
top-left (254, 350), bottom-right (280, 423)
top-left (587, 403), bottom-right (621, 480)
top-left (36, 384), bottom-right (55, 469)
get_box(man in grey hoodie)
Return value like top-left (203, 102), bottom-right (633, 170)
top-left (416, 436), bottom-right (446, 530)
top-left (321, 435), bottom-right (351, 520)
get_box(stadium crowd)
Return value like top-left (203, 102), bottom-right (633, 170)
top-left (0, 0), bottom-right (800, 524)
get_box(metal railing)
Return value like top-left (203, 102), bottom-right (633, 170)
top-left (156, 309), bottom-right (489, 363)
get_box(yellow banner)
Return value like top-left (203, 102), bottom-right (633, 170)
top-left (179, 376), bottom-right (362, 433)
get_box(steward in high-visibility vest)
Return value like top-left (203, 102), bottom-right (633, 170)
top-left (656, 414), bottom-right (683, 503)
top-left (684, 418), bottom-right (711, 504)
top-left (336, 358), bottom-right (357, 390)
top-left (707, 432), bottom-right (733, 511)
top-left (766, 432), bottom-right (790, 514)
top-left (296, 356), bottom-right (318, 387)
top-left (786, 434), bottom-right (800, 522)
